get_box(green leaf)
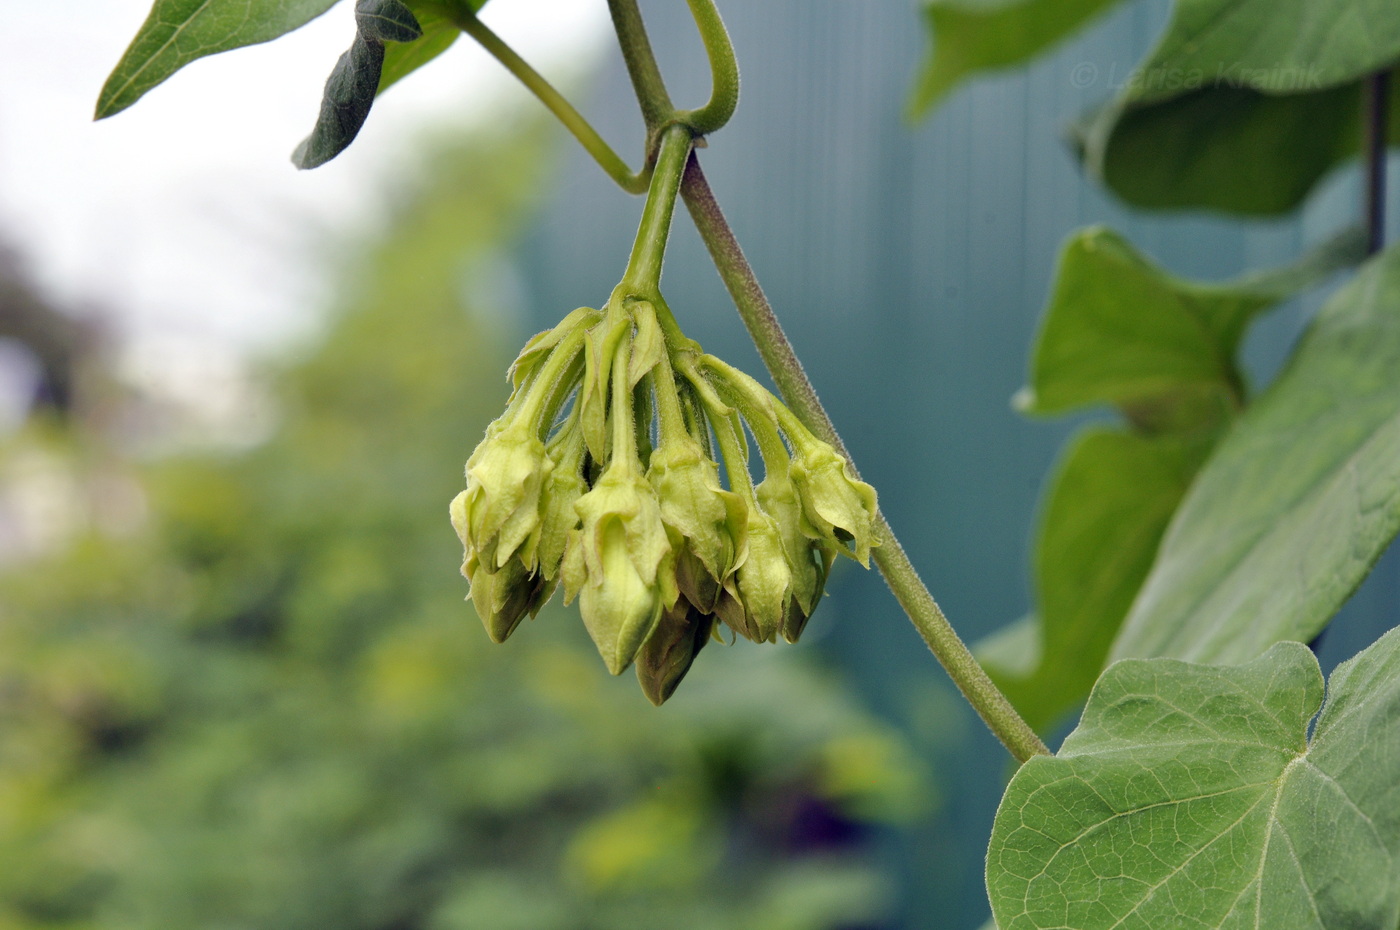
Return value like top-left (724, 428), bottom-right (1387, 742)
top-left (96, 0), bottom-right (343, 119)
top-left (991, 227), bottom-right (1366, 732)
top-left (1113, 244), bottom-right (1400, 664)
top-left (1019, 225), bottom-right (1365, 428)
top-left (1074, 0), bottom-right (1400, 214)
top-left (908, 0), bottom-right (1125, 118)
top-left (988, 630), bottom-right (1400, 929)
top-left (1129, 0), bottom-right (1400, 105)
top-left (1077, 69), bottom-right (1400, 215)
top-left (981, 428), bottom-right (1212, 732)
top-left (292, 0), bottom-right (425, 170)
top-left (379, 10), bottom-right (460, 93)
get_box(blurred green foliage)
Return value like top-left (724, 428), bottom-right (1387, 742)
top-left (0, 131), bottom-right (926, 930)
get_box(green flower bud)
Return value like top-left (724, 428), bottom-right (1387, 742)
top-left (533, 425), bottom-right (588, 581)
top-left (670, 530), bottom-right (722, 613)
top-left (778, 544), bottom-right (834, 644)
top-left (577, 311), bottom-right (631, 462)
top-left (564, 464), bottom-right (672, 675)
top-left (462, 549), bottom-right (555, 644)
top-left (788, 439), bottom-right (879, 566)
top-left (647, 434), bottom-right (748, 587)
top-left (461, 417), bottom-right (550, 570)
top-left (730, 508), bottom-right (791, 643)
top-left (756, 476), bottom-right (826, 619)
top-left (635, 601), bottom-right (716, 705)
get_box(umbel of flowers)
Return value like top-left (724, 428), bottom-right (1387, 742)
top-left (450, 125), bottom-right (878, 703)
top-left (449, 287), bottom-right (878, 703)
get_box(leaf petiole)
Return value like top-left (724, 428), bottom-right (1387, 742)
top-left (443, 3), bottom-right (650, 193)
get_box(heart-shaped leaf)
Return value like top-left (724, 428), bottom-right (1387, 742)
top-left (988, 628), bottom-right (1400, 929)
top-left (1075, 0), bottom-right (1400, 215)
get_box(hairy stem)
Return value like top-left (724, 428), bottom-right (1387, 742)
top-left (677, 0), bottom-right (740, 135)
top-left (606, 0), bottom-right (674, 129)
top-left (450, 6), bottom-right (648, 193)
top-left (680, 155), bottom-right (1049, 763)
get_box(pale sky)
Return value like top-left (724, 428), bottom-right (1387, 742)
top-left (0, 1), bottom-right (608, 360)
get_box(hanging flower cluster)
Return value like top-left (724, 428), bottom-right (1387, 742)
top-left (450, 292), bottom-right (878, 703)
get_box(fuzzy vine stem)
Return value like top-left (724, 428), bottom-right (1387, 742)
top-left (606, 0), bottom-right (674, 130)
top-left (446, 5), bottom-right (648, 193)
top-left (679, 157), bottom-right (1050, 763)
top-left (675, 0), bottom-right (740, 136)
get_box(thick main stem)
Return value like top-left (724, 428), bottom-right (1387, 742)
top-left (680, 156), bottom-right (1049, 763)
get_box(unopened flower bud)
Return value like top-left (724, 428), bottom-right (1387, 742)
top-left (647, 435), bottom-right (747, 587)
top-left (635, 601), bottom-right (716, 706)
top-left (756, 476), bottom-right (830, 639)
top-left (788, 439), bottom-right (879, 566)
top-left (730, 508), bottom-right (792, 643)
top-left (564, 464), bottom-right (672, 674)
top-left (461, 417), bottom-right (550, 569)
top-left (462, 549), bottom-right (555, 644)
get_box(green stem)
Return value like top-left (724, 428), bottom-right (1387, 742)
top-left (680, 155), bottom-right (1049, 763)
top-left (697, 386), bottom-right (755, 497)
top-left (620, 124), bottom-right (695, 295)
top-left (606, 0), bottom-right (674, 129)
top-left (610, 335), bottom-right (639, 469)
top-left (449, 6), bottom-right (648, 193)
top-left (702, 358), bottom-right (790, 473)
top-left (520, 327), bottom-right (588, 433)
top-left (677, 0), bottom-right (740, 135)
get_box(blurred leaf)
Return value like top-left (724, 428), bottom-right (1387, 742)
top-left (1073, 0), bottom-right (1400, 212)
top-left (988, 632), bottom-right (1400, 929)
top-left (1019, 225), bottom-right (1366, 423)
top-left (96, 0), bottom-right (342, 118)
top-left (1130, 0), bottom-right (1400, 105)
top-left (566, 793), bottom-right (718, 892)
top-left (1077, 69), bottom-right (1400, 214)
top-left (1113, 244), bottom-right (1400, 663)
top-left (908, 0), bottom-right (1124, 117)
top-left (981, 428), bottom-right (1211, 733)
